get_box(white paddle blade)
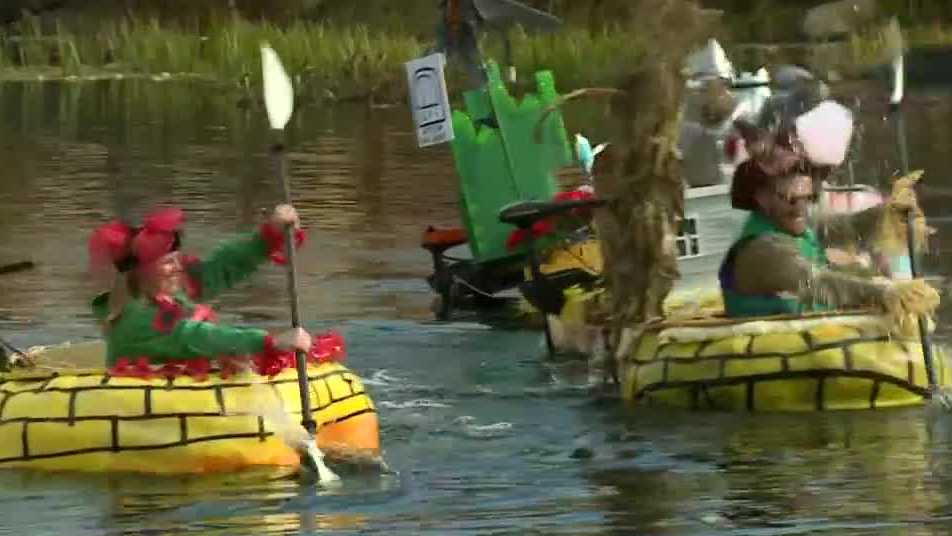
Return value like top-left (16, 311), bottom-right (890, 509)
top-left (884, 17), bottom-right (905, 105)
top-left (795, 100), bottom-right (854, 167)
top-left (261, 44), bottom-right (294, 130)
top-left (303, 438), bottom-right (341, 483)
top-left (891, 54), bottom-right (905, 106)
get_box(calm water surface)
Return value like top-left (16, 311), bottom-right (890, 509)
top-left (1, 78), bottom-right (952, 535)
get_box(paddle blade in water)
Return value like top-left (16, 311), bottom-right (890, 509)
top-left (302, 438), bottom-right (341, 484)
top-left (247, 383), bottom-right (340, 484)
top-left (261, 44), bottom-right (294, 130)
top-left (795, 100), bottom-right (853, 166)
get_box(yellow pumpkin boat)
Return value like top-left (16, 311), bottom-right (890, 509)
top-left (0, 341), bottom-right (379, 473)
top-left (555, 289), bottom-right (950, 411)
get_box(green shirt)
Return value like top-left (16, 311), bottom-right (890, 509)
top-left (719, 212), bottom-right (828, 317)
top-left (92, 231), bottom-right (274, 365)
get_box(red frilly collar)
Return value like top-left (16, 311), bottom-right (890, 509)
top-left (108, 330), bottom-right (347, 380)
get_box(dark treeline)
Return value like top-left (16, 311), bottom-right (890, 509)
top-left (4, 0), bottom-right (952, 33)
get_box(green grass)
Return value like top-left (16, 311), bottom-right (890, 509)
top-left (0, 11), bottom-right (652, 102)
top-left (0, 13), bottom-right (427, 102)
top-left (1, 10), bottom-right (951, 103)
top-left (488, 25), bottom-right (650, 91)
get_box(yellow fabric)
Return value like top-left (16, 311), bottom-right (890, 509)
top-left (0, 342), bottom-right (376, 473)
top-left (537, 239), bottom-right (604, 277)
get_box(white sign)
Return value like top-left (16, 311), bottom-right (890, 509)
top-left (405, 52), bottom-right (454, 148)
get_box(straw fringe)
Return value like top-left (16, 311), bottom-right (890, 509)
top-left (874, 170), bottom-right (933, 255)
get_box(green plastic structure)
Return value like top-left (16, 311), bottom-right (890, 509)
top-left (449, 61), bottom-right (573, 263)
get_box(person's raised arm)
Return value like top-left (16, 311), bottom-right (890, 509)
top-left (186, 204), bottom-right (304, 300)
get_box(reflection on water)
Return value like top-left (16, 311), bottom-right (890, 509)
top-left (588, 408), bottom-right (952, 535)
top-left (2, 79), bottom-right (952, 534)
top-left (0, 79), bottom-right (463, 348)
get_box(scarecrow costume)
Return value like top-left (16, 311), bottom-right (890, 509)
top-left (718, 121), bottom-right (936, 320)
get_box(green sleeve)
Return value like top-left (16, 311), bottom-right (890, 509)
top-left (105, 299), bottom-right (269, 364)
top-left (164, 320), bottom-right (269, 358)
top-left (189, 231), bottom-right (270, 300)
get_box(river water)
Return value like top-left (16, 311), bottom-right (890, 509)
top-left (1, 77), bottom-right (952, 534)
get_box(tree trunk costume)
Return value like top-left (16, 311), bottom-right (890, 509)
top-left (87, 208), bottom-right (343, 378)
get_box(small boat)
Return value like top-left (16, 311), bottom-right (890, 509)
top-left (422, 40), bottom-right (823, 318)
top-left (420, 61), bottom-right (602, 319)
top-left (0, 341), bottom-right (379, 473)
top-left (622, 311), bottom-right (947, 411)
top-left (555, 288), bottom-right (948, 411)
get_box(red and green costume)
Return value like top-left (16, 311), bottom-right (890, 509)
top-left (88, 209), bottom-right (343, 379)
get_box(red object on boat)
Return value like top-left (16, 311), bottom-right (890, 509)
top-left (421, 226), bottom-right (468, 252)
top-left (505, 219), bottom-right (555, 250)
top-left (108, 330), bottom-right (347, 380)
top-left (505, 187), bottom-right (595, 250)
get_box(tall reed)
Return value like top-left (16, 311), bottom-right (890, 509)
top-left (1, 9), bottom-right (951, 103)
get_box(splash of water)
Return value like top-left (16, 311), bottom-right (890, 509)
top-left (381, 399), bottom-right (452, 409)
top-left (246, 382), bottom-right (341, 485)
top-left (928, 387), bottom-right (952, 411)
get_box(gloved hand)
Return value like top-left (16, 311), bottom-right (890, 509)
top-left (274, 327), bottom-right (312, 352)
top-left (882, 278), bottom-right (940, 329)
top-left (876, 170), bottom-right (934, 255)
top-left (886, 170), bottom-right (923, 213)
top-left (270, 204), bottom-right (300, 229)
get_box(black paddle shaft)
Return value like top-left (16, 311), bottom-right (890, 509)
top-left (523, 232), bottom-right (555, 356)
top-left (0, 338), bottom-right (25, 359)
top-left (907, 209), bottom-right (938, 389)
top-left (893, 99), bottom-right (938, 391)
top-left (271, 135), bottom-right (317, 435)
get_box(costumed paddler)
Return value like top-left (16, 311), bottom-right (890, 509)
top-left (87, 204), bottom-right (344, 377)
top-left (719, 111), bottom-right (938, 322)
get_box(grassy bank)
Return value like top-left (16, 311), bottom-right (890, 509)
top-left (0, 14), bottom-right (425, 103)
top-left (0, 12), bottom-right (657, 103)
top-left (1, 11), bottom-right (951, 104)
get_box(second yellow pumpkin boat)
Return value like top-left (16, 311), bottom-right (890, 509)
top-left (555, 289), bottom-right (949, 411)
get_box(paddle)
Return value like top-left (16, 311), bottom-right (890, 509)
top-left (0, 262), bottom-right (34, 367)
top-left (261, 44), bottom-right (339, 483)
top-left (887, 22), bottom-right (938, 394)
top-left (0, 337), bottom-right (29, 369)
top-left (0, 261), bottom-right (34, 275)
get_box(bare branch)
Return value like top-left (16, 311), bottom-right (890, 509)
top-left (532, 87), bottom-right (625, 143)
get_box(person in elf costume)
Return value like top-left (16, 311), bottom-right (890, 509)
top-left (718, 123), bottom-right (939, 321)
top-left (87, 204), bottom-right (344, 378)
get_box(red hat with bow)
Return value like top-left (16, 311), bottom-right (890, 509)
top-left (88, 208), bottom-right (184, 274)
